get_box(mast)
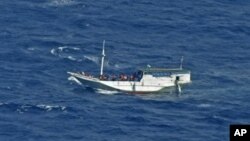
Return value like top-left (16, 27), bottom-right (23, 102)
top-left (100, 40), bottom-right (105, 76)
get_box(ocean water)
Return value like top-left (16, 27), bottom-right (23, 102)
top-left (0, 0), bottom-right (250, 141)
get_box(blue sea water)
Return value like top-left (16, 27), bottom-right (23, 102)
top-left (0, 0), bottom-right (250, 140)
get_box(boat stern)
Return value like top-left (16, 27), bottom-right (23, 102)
top-left (172, 71), bottom-right (191, 84)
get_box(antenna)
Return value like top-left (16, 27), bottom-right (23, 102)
top-left (100, 40), bottom-right (105, 76)
top-left (180, 56), bottom-right (184, 70)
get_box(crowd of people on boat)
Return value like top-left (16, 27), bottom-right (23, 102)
top-left (78, 71), bottom-right (143, 81)
top-left (99, 73), bottom-right (141, 81)
top-left (101, 71), bottom-right (144, 81)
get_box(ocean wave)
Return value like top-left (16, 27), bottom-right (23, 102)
top-left (58, 46), bottom-right (80, 51)
top-left (67, 56), bottom-right (77, 61)
top-left (197, 103), bottom-right (212, 108)
top-left (47, 0), bottom-right (77, 7)
top-left (37, 104), bottom-right (66, 111)
top-left (50, 46), bottom-right (80, 55)
top-left (50, 46), bottom-right (82, 62)
top-left (0, 103), bottom-right (67, 114)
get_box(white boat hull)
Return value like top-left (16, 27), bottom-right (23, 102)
top-left (68, 72), bottom-right (191, 93)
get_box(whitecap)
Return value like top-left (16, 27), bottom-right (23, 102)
top-left (67, 56), bottom-right (77, 61)
top-left (55, 46), bottom-right (80, 52)
top-left (48, 0), bottom-right (77, 7)
top-left (58, 46), bottom-right (68, 51)
top-left (61, 106), bottom-right (66, 110)
top-left (36, 104), bottom-right (66, 112)
top-left (50, 46), bottom-right (81, 58)
top-left (197, 103), bottom-right (212, 108)
top-left (50, 48), bottom-right (57, 56)
top-left (72, 47), bottom-right (80, 50)
top-left (37, 104), bottom-right (52, 111)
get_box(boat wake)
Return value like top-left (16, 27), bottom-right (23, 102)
top-left (68, 76), bottom-right (82, 85)
top-left (95, 88), bottom-right (120, 95)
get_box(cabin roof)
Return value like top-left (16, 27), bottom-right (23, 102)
top-left (139, 68), bottom-right (190, 74)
